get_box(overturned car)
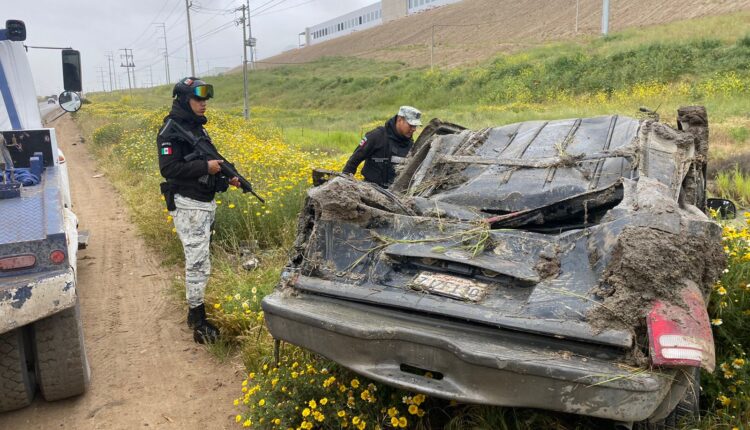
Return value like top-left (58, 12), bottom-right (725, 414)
top-left (262, 107), bottom-right (725, 427)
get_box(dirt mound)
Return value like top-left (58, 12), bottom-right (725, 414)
top-left (255, 0), bottom-right (750, 69)
top-left (590, 178), bottom-right (725, 331)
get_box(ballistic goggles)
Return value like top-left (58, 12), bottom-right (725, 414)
top-left (191, 84), bottom-right (214, 100)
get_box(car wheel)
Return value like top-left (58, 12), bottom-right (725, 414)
top-left (0, 328), bottom-right (36, 412)
top-left (636, 368), bottom-right (700, 430)
top-left (33, 302), bottom-right (90, 401)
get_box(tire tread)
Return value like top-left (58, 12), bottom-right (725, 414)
top-left (0, 329), bottom-right (35, 412)
top-left (34, 304), bottom-right (90, 401)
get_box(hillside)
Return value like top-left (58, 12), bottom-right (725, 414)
top-left (256, 0), bottom-right (750, 68)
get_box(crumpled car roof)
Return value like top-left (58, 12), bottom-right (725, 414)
top-left (282, 111), bottom-right (724, 354)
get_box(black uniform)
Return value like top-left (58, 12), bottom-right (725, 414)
top-left (342, 116), bottom-right (413, 188)
top-left (157, 98), bottom-right (228, 205)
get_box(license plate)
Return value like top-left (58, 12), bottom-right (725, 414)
top-left (411, 272), bottom-right (489, 302)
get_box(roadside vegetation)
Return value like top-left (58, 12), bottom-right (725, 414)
top-left (77, 12), bottom-right (750, 429)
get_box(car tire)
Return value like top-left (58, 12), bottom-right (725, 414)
top-left (33, 302), bottom-right (90, 401)
top-left (0, 328), bottom-right (36, 412)
top-left (636, 368), bottom-right (700, 430)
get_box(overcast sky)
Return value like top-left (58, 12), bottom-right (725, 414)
top-left (5, 0), bottom-right (375, 96)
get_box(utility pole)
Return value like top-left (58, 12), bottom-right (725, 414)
top-left (97, 67), bottom-right (108, 92)
top-left (185, 0), bottom-right (196, 76)
top-left (107, 53), bottom-right (117, 91)
top-left (430, 24), bottom-right (435, 71)
top-left (119, 48), bottom-right (135, 94)
top-left (148, 65), bottom-right (154, 87)
top-left (246, 0), bottom-right (256, 70)
top-left (157, 23), bottom-right (171, 84)
top-left (239, 3), bottom-right (249, 119)
top-left (575, 0), bottom-right (580, 34)
top-left (602, 0), bottom-right (610, 35)
top-left (105, 54), bottom-right (114, 91)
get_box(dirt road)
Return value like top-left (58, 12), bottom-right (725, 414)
top-left (0, 116), bottom-right (239, 429)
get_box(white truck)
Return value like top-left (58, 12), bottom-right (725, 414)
top-left (0, 19), bottom-right (88, 412)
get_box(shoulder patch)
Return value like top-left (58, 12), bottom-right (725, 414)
top-left (359, 136), bottom-right (368, 147)
top-left (160, 147), bottom-right (173, 155)
top-left (160, 141), bottom-right (172, 147)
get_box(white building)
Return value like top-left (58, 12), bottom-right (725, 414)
top-left (305, 3), bottom-right (383, 46)
top-left (303, 0), bottom-right (462, 46)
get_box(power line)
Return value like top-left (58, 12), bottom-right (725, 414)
top-left (253, 0), bottom-right (314, 17)
top-left (127, 0), bottom-right (181, 48)
top-left (250, 0), bottom-right (288, 14)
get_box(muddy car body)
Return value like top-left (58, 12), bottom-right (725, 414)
top-left (262, 107), bottom-right (724, 426)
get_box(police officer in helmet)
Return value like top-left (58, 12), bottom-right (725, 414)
top-left (156, 77), bottom-right (239, 344)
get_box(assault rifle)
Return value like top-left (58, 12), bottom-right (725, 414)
top-left (164, 119), bottom-right (265, 203)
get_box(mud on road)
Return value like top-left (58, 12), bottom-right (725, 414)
top-left (0, 115), bottom-right (239, 429)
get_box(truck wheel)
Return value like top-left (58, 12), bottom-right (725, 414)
top-left (33, 302), bottom-right (90, 401)
top-left (0, 328), bottom-right (35, 412)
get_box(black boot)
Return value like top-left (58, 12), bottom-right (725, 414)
top-left (187, 304), bottom-right (220, 344)
top-left (187, 304), bottom-right (204, 329)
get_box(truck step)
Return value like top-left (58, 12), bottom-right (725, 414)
top-left (77, 230), bottom-right (89, 250)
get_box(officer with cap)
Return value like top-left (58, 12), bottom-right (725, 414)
top-left (343, 106), bottom-right (422, 188)
top-left (156, 77), bottom-right (239, 344)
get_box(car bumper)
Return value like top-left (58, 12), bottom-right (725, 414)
top-left (262, 290), bottom-right (677, 422)
top-left (0, 268), bottom-right (76, 334)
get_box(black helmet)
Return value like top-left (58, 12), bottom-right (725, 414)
top-left (172, 77), bottom-right (214, 100)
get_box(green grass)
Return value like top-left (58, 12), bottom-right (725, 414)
top-left (716, 168), bottom-right (750, 206)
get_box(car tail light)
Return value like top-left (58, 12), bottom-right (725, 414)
top-left (647, 283), bottom-right (715, 372)
top-left (50, 250), bottom-right (66, 264)
top-left (0, 254), bottom-right (36, 271)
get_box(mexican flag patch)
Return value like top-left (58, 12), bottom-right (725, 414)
top-left (161, 147), bottom-right (172, 155)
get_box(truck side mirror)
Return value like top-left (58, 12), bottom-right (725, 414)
top-left (706, 198), bottom-right (737, 220)
top-left (58, 91), bottom-right (82, 113)
top-left (62, 49), bottom-right (82, 92)
top-left (4, 20), bottom-right (26, 42)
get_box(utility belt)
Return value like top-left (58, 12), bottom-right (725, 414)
top-left (372, 156), bottom-right (406, 164)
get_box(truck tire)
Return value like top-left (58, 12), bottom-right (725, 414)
top-left (33, 302), bottom-right (90, 401)
top-left (0, 328), bottom-right (35, 412)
